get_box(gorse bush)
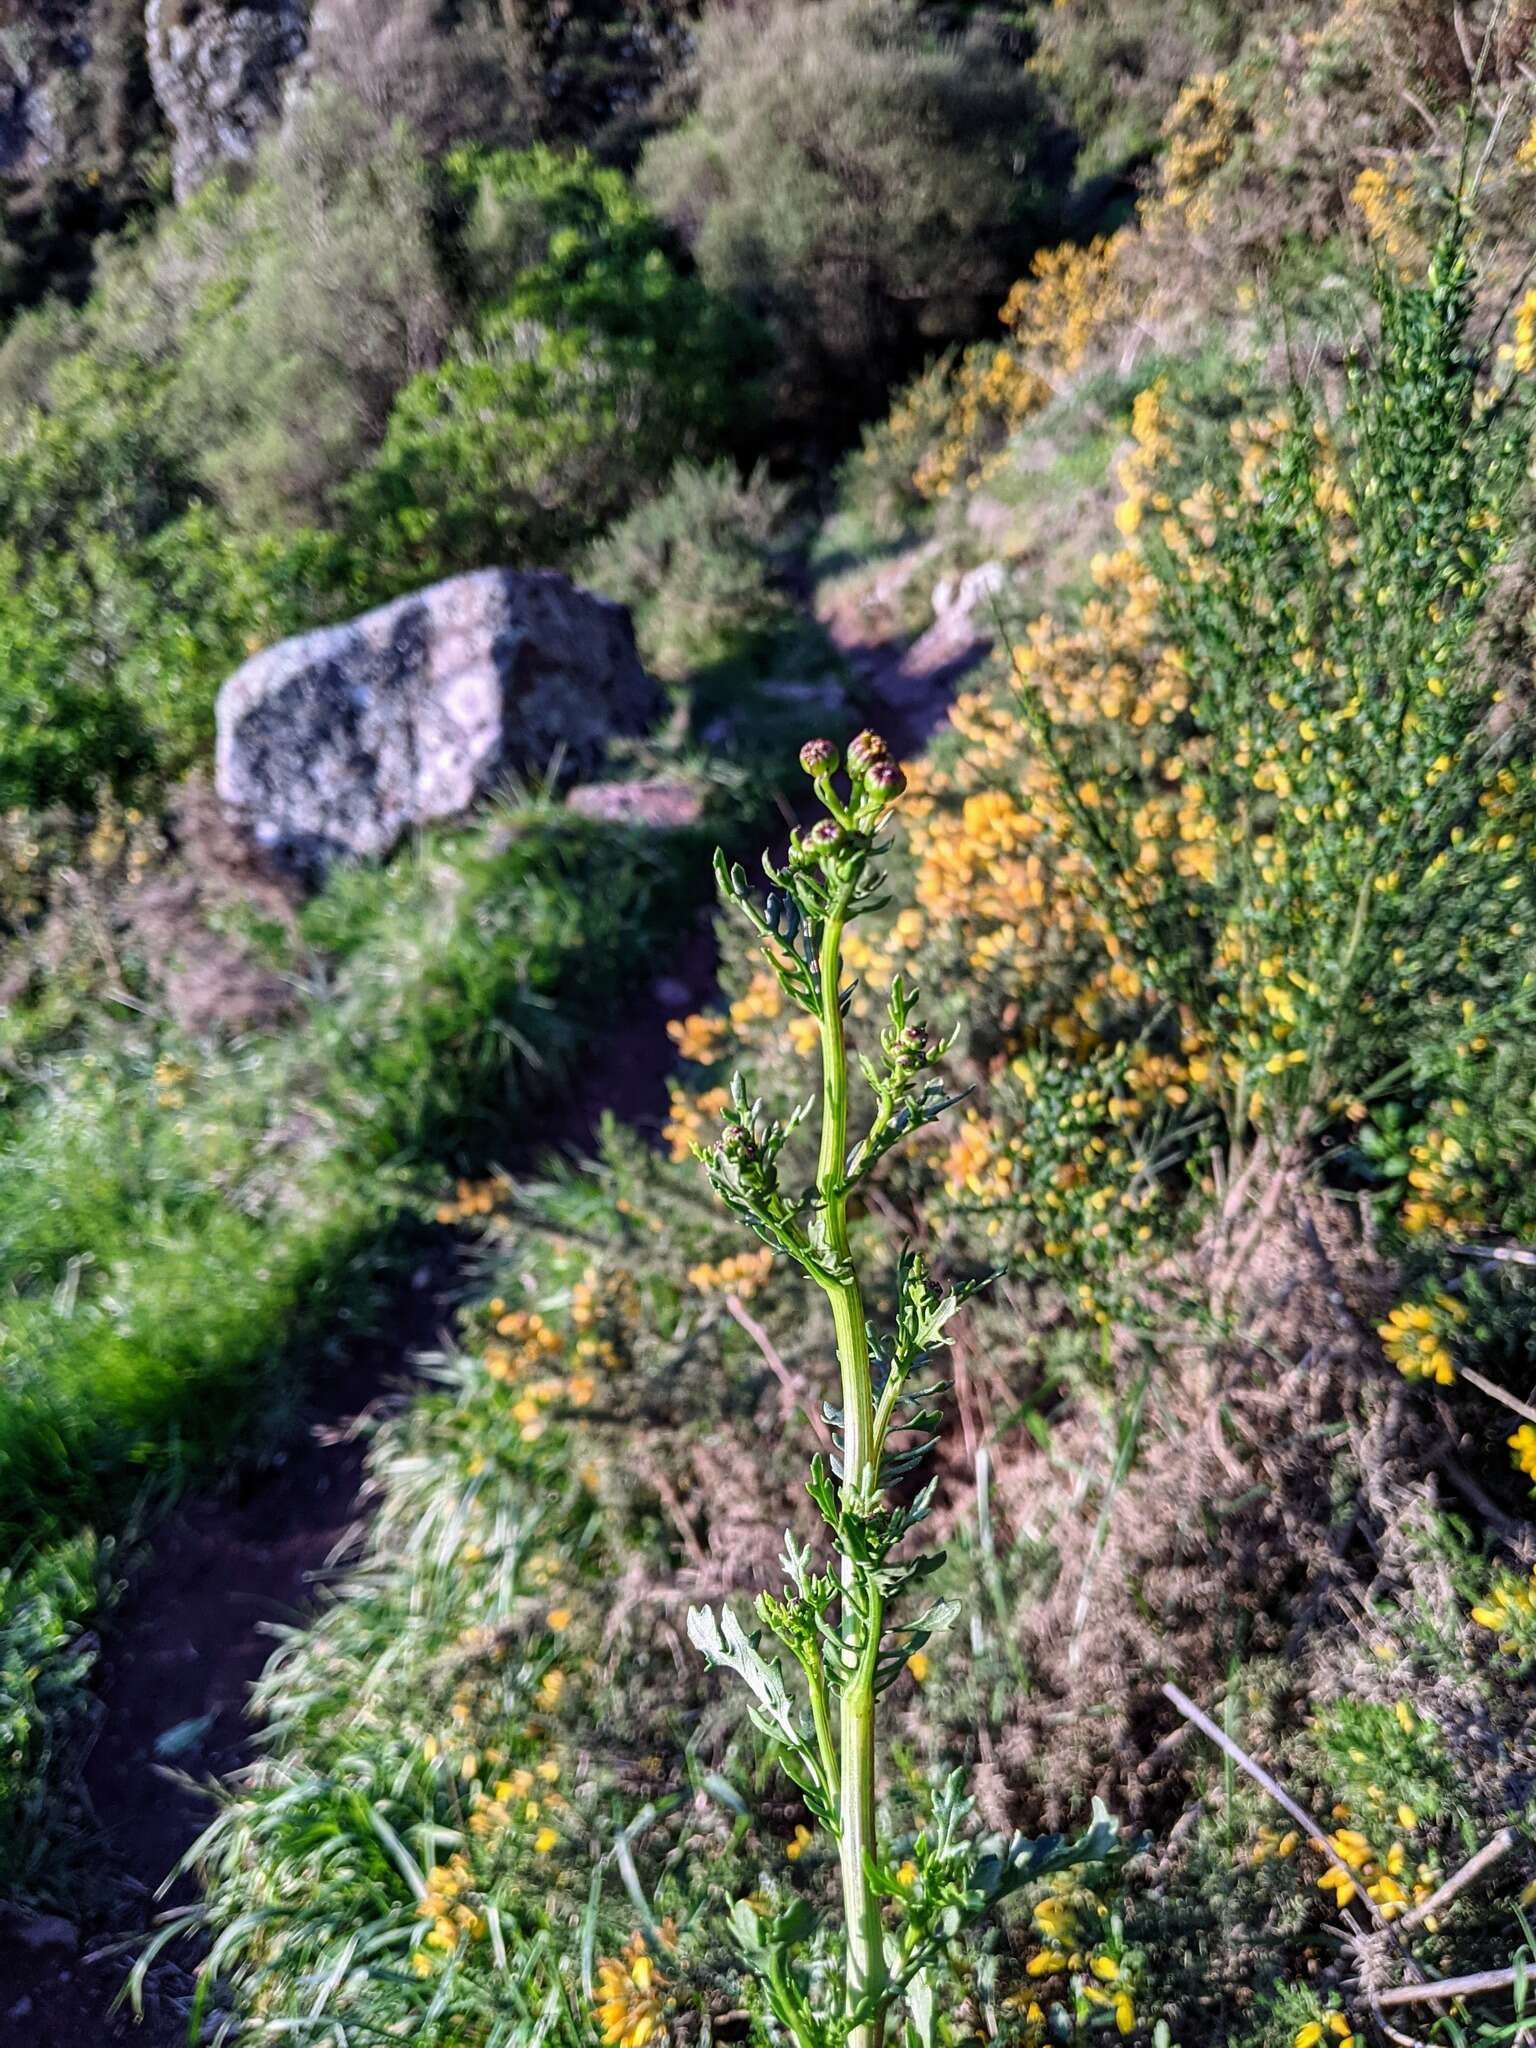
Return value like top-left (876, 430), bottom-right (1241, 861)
top-left (757, 212), bottom-right (1536, 1313)
top-left (1026, 0), bottom-right (1252, 180)
top-left (1022, 217), bottom-right (1536, 1180)
top-left (687, 732), bottom-right (1116, 2048)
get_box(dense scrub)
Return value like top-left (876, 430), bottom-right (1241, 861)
top-left (213, 194), bottom-right (1536, 2048)
top-left (4, 6), bottom-right (1536, 2048)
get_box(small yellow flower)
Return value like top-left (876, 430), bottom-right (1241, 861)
top-left (1033, 1897), bottom-right (1073, 1945)
top-left (534, 1826), bottom-right (559, 1854)
top-left (546, 1607), bottom-right (572, 1633)
top-left (666, 1014), bottom-right (727, 1065)
top-left (595, 1935), bottom-right (667, 2048)
top-left (1330, 1829), bottom-right (1372, 1869)
top-left (786, 1824), bottom-right (814, 1861)
top-left (537, 1668), bottom-right (566, 1710)
top-left (906, 1650), bottom-right (931, 1683)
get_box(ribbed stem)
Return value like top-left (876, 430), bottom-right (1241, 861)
top-left (816, 898), bottom-right (884, 2048)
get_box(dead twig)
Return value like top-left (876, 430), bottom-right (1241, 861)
top-left (1448, 1242), bottom-right (1536, 1268)
top-left (1136, 1718), bottom-right (1194, 1783)
top-left (723, 1293), bottom-right (834, 1456)
top-left (1456, 1361), bottom-right (1536, 1430)
top-left (1399, 1827), bottom-right (1519, 1933)
top-left (1161, 1681), bottom-right (1425, 1971)
top-left (1376, 1966), bottom-right (1521, 2009)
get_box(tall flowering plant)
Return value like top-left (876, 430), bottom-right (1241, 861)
top-left (688, 731), bottom-right (1114, 2048)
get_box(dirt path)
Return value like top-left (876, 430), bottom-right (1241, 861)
top-left (812, 546), bottom-right (994, 761)
top-left (0, 924), bottom-right (718, 2048)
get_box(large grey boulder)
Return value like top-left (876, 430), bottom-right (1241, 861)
top-left (215, 568), bottom-right (662, 866)
top-left (146, 0), bottom-right (308, 199)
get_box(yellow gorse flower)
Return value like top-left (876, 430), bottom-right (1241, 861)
top-left (594, 1934), bottom-right (667, 2048)
top-left (415, 1853), bottom-right (486, 1953)
top-left (686, 1246), bottom-right (774, 1299)
top-left (1377, 1295), bottom-right (1463, 1385)
top-left (667, 1013), bottom-right (728, 1065)
top-left (1296, 2016), bottom-right (1358, 2048)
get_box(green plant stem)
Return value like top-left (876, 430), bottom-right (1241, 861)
top-left (815, 890), bottom-right (886, 2048)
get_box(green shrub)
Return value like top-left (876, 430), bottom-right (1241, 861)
top-left (1027, 0), bottom-right (1252, 179)
top-left (0, 118), bottom-right (768, 815)
top-left (171, 90), bottom-right (453, 531)
top-left (301, 0), bottom-right (538, 156)
top-left (0, 508), bottom-right (357, 810)
top-left (351, 146), bottom-right (766, 578)
top-left (581, 458), bottom-right (793, 679)
top-left (638, 0), bottom-right (1053, 412)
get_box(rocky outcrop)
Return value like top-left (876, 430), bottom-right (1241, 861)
top-left (145, 0), bottom-right (308, 198)
top-left (215, 569), bottom-right (662, 866)
top-left (0, 15), bottom-right (68, 192)
top-left (0, 1), bottom-right (154, 201)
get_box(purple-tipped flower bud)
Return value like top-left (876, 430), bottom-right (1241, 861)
top-left (805, 818), bottom-right (844, 853)
top-left (799, 737), bottom-right (839, 777)
top-left (721, 1123), bottom-right (757, 1164)
top-left (847, 729), bottom-right (891, 777)
top-left (866, 759), bottom-right (906, 801)
top-left (894, 1024), bottom-right (931, 1073)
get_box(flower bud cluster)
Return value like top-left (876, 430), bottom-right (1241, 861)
top-left (799, 730), bottom-right (908, 831)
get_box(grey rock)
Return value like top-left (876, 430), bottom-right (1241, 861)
top-left (216, 568), bottom-right (661, 866)
top-left (0, 2), bottom-right (92, 189)
top-left (931, 558), bottom-right (1007, 620)
top-left (906, 558), bottom-right (1009, 676)
top-left (146, 0), bottom-right (308, 199)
